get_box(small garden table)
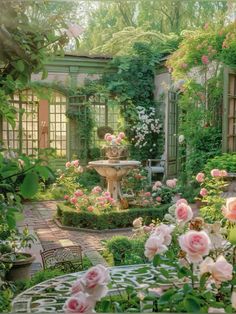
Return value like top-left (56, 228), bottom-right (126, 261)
top-left (12, 264), bottom-right (179, 313)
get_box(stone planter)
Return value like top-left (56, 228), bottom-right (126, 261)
top-left (1, 252), bottom-right (35, 281)
top-left (104, 145), bottom-right (128, 163)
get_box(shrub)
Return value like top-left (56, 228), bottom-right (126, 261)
top-left (204, 153), bottom-right (236, 174)
top-left (57, 203), bottom-right (169, 230)
top-left (76, 169), bottom-right (101, 190)
top-left (105, 235), bottom-right (146, 265)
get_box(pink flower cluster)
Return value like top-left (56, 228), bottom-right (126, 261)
top-left (104, 132), bottom-right (125, 145)
top-left (144, 224), bottom-right (174, 260)
top-left (166, 178), bottom-right (177, 188)
top-left (64, 264), bottom-right (110, 313)
top-left (65, 160), bottom-right (80, 168)
top-left (97, 191), bottom-right (115, 206)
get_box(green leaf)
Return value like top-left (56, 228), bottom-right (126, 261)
top-left (35, 165), bottom-right (52, 180)
top-left (228, 227), bottom-right (236, 245)
top-left (153, 254), bottom-right (162, 267)
top-left (15, 60), bottom-right (25, 72)
top-left (20, 172), bottom-right (39, 198)
top-left (184, 296), bottom-right (201, 313)
top-left (158, 289), bottom-right (175, 305)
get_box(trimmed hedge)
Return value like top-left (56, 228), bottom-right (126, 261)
top-left (57, 203), bottom-right (169, 230)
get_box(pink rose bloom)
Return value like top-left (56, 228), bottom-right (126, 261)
top-left (179, 230), bottom-right (211, 263)
top-left (87, 206), bottom-right (94, 212)
top-left (220, 170), bottom-right (228, 177)
top-left (106, 135), bottom-right (113, 142)
top-left (152, 181), bottom-right (162, 191)
top-left (153, 224), bottom-right (174, 246)
top-left (71, 279), bottom-right (85, 295)
top-left (74, 190), bottom-right (84, 197)
top-left (118, 132), bottom-right (125, 139)
top-left (166, 179), bottom-right (177, 188)
top-left (201, 55), bottom-right (209, 65)
top-left (115, 138), bottom-right (122, 145)
top-left (70, 197), bottom-right (77, 205)
top-left (200, 188), bottom-right (208, 197)
top-left (176, 198), bottom-right (188, 206)
top-left (144, 192), bottom-right (151, 197)
top-left (72, 160), bottom-right (79, 167)
top-left (144, 234), bottom-right (168, 260)
top-left (156, 196), bottom-right (162, 202)
top-left (200, 255), bottom-right (233, 283)
top-left (91, 186), bottom-right (102, 194)
top-left (64, 195), bottom-right (69, 200)
top-left (104, 191), bottom-right (111, 198)
top-left (63, 292), bottom-right (95, 314)
top-left (66, 161), bottom-right (71, 168)
top-left (104, 133), bottom-right (111, 140)
top-left (108, 197), bottom-right (115, 204)
top-left (143, 199), bottom-right (150, 205)
top-left (82, 265), bottom-right (110, 300)
top-left (175, 203), bottom-right (193, 223)
top-left (211, 169), bottom-right (221, 177)
top-left (196, 172), bottom-right (205, 183)
top-left (222, 197), bottom-right (236, 222)
top-left (133, 217), bottom-right (143, 228)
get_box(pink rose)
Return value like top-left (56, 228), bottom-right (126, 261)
top-left (144, 234), bottom-right (168, 260)
top-left (156, 196), bottom-right (162, 202)
top-left (133, 217), bottom-right (143, 228)
top-left (210, 169), bottom-right (220, 177)
top-left (220, 170), bottom-right (228, 177)
top-left (70, 197), bottom-right (77, 205)
top-left (152, 181), bottom-right (162, 191)
top-left (72, 160), bottom-right (79, 167)
top-left (106, 135), bottom-right (113, 142)
top-left (166, 179), bottom-right (177, 188)
top-left (87, 206), bottom-right (94, 212)
top-left (179, 230), bottom-right (211, 263)
top-left (71, 279), bottom-right (85, 295)
top-left (64, 195), bottom-right (69, 200)
top-left (104, 133), bottom-right (111, 140)
top-left (91, 186), bottom-right (102, 194)
top-left (200, 188), bottom-right (208, 197)
top-left (201, 55), bottom-right (209, 65)
top-left (200, 255), bottom-right (233, 283)
top-left (63, 292), bottom-right (95, 313)
top-left (115, 138), bottom-right (122, 145)
top-left (104, 191), bottom-right (111, 198)
top-left (196, 172), bottom-right (205, 183)
top-left (118, 132), bottom-right (125, 139)
top-left (175, 203), bottom-right (193, 223)
top-left (66, 161), bottom-right (71, 168)
top-left (176, 198), bottom-right (188, 206)
top-left (144, 192), bottom-right (151, 197)
top-left (82, 265), bottom-right (110, 300)
top-left (222, 197), bottom-right (236, 222)
top-left (74, 190), bottom-right (84, 197)
top-left (152, 224), bottom-right (174, 246)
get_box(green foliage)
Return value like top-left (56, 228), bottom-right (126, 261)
top-left (101, 43), bottom-right (165, 160)
top-left (105, 235), bottom-right (146, 265)
top-left (204, 153), bottom-right (236, 174)
top-left (57, 203), bottom-right (169, 230)
top-left (76, 169), bottom-right (101, 190)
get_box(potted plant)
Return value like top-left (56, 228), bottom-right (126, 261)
top-left (103, 132), bottom-right (127, 163)
top-left (0, 226), bottom-right (36, 281)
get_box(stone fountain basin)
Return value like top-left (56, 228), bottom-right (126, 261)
top-left (88, 160), bottom-right (141, 180)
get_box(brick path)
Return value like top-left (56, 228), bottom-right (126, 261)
top-left (18, 201), bottom-right (132, 272)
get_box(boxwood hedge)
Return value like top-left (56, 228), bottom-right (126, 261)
top-left (57, 203), bottom-right (169, 230)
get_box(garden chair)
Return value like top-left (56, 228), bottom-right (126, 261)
top-left (40, 245), bottom-right (83, 272)
top-left (146, 153), bottom-right (166, 185)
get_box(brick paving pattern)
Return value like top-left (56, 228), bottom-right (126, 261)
top-left (18, 201), bottom-right (132, 272)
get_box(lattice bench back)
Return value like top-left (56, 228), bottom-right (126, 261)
top-left (40, 245), bottom-right (83, 271)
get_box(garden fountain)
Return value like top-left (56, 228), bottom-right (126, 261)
top-left (88, 159), bottom-right (141, 202)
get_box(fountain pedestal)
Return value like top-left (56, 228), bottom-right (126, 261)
top-left (88, 160), bottom-right (141, 202)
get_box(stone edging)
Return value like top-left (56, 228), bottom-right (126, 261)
top-left (54, 218), bottom-right (133, 234)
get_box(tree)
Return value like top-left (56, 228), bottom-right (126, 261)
top-left (0, 0), bottom-right (78, 125)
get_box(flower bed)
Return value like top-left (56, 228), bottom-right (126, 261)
top-left (57, 203), bottom-right (169, 230)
